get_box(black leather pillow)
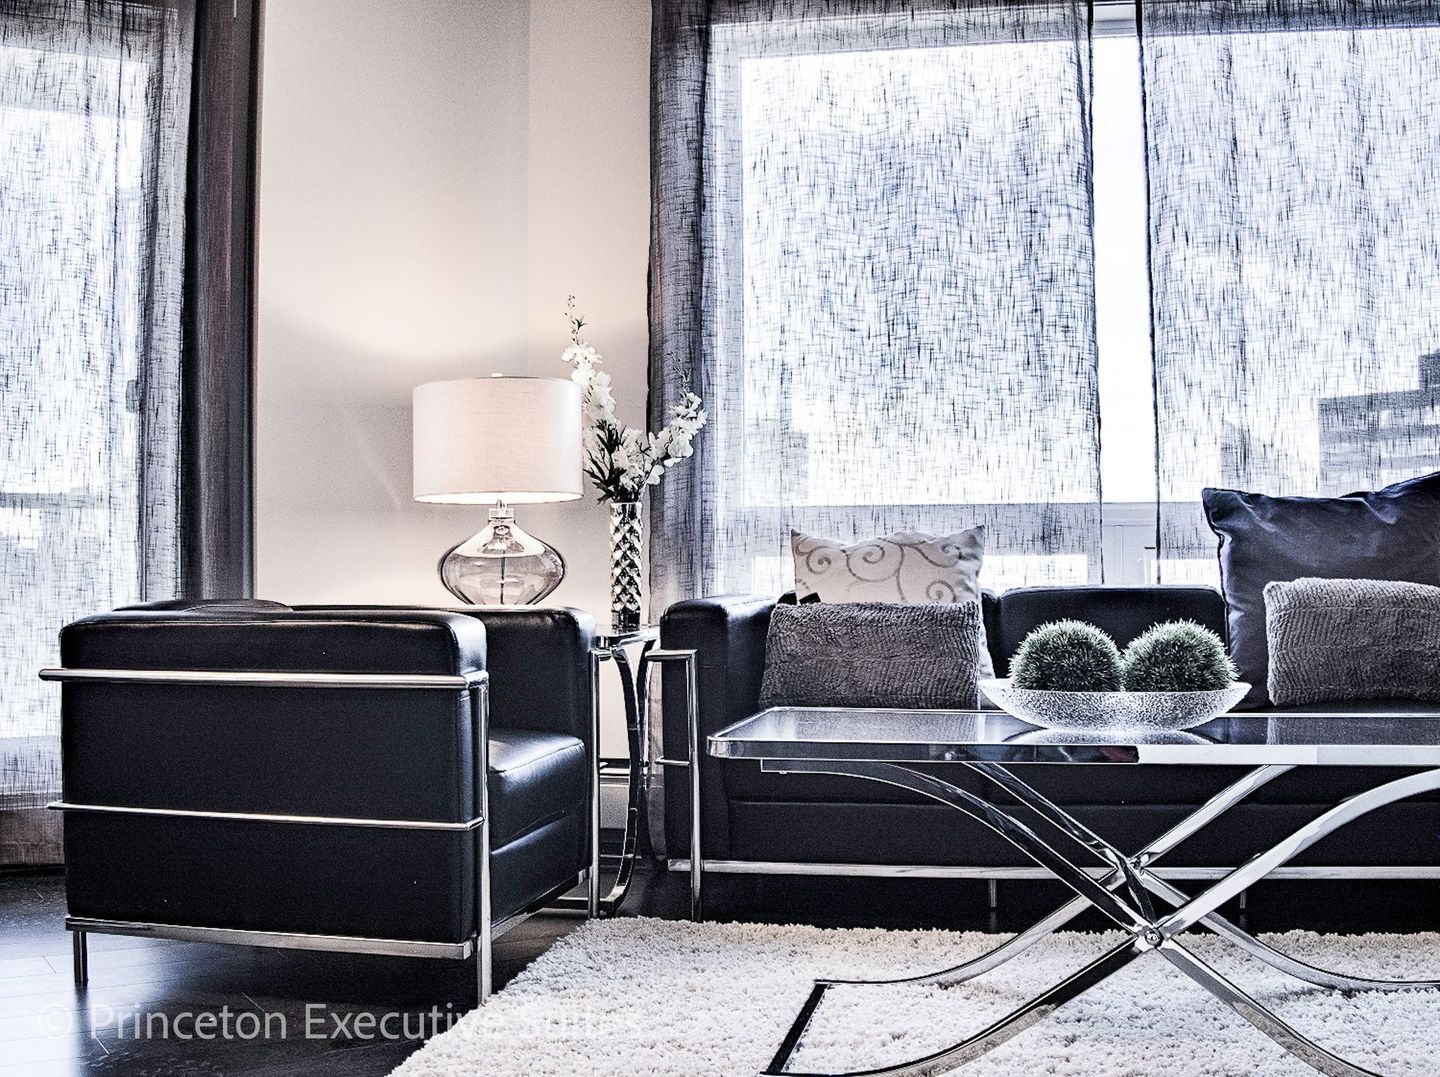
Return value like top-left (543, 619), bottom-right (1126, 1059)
top-left (1203, 471), bottom-right (1440, 708)
top-left (758, 601), bottom-right (980, 710)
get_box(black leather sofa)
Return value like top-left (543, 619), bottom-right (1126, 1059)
top-left (660, 586), bottom-right (1440, 894)
top-left (48, 601), bottom-right (596, 999)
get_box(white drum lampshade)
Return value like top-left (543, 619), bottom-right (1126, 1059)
top-left (412, 376), bottom-right (582, 605)
top-left (413, 376), bottom-right (582, 504)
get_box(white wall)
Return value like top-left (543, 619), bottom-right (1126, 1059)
top-left (256, 0), bottom-right (652, 752)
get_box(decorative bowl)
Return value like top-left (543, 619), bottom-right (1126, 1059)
top-left (979, 678), bottom-right (1250, 733)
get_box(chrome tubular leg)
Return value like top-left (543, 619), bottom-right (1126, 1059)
top-left (587, 649), bottom-right (604, 918)
top-left (1133, 764), bottom-right (1295, 867)
top-left (640, 649), bottom-right (702, 921)
top-left (828, 896), bottom-right (1089, 989)
top-left (473, 680), bottom-right (493, 1005)
top-left (831, 764), bottom-right (1299, 990)
top-left (761, 762), bottom-right (1435, 1076)
top-left (986, 879), bottom-right (997, 911)
top-left (684, 653), bottom-right (702, 922)
top-left (1160, 941), bottom-right (1383, 1077)
top-left (72, 930), bottom-right (88, 987)
top-left (1158, 768), bottom-right (1440, 940)
top-left (779, 761), bottom-right (1147, 933)
top-left (967, 762), bottom-right (1157, 921)
top-left (1142, 872), bottom-right (1440, 993)
top-left (763, 939), bottom-right (1145, 1077)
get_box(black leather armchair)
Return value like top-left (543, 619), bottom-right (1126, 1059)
top-left (45, 601), bottom-right (597, 1001)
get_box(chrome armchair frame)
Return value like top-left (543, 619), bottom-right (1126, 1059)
top-left (38, 666), bottom-right (552, 1005)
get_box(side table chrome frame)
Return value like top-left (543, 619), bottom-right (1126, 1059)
top-left (551, 627), bottom-right (662, 918)
top-left (646, 648), bottom-right (703, 921)
top-left (39, 666), bottom-right (527, 1005)
top-left (758, 757), bottom-right (1440, 1077)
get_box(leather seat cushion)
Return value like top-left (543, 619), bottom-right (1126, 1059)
top-left (489, 729), bottom-right (586, 848)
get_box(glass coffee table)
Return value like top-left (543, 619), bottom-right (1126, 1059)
top-left (709, 707), bottom-right (1440, 1077)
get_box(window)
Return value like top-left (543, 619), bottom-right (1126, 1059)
top-left (0, 31), bottom-right (167, 744)
top-left (650, 0), bottom-right (1440, 606)
top-left (691, 4), bottom-right (1103, 598)
top-left (1, 0), bottom-right (259, 867)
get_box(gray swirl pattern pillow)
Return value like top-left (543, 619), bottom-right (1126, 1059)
top-left (790, 527), bottom-right (993, 678)
top-left (1265, 577), bottom-right (1440, 706)
top-left (758, 601), bottom-right (980, 711)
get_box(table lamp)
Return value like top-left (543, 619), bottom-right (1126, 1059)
top-left (413, 376), bottom-right (582, 604)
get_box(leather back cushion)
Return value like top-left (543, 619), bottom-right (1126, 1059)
top-left (1204, 471), bottom-right (1440, 707)
top-left (59, 608), bottom-right (489, 822)
top-left (993, 586), bottom-right (1226, 676)
top-left (63, 607), bottom-right (487, 676)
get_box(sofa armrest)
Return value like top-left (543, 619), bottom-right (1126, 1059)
top-left (659, 594), bottom-right (776, 860)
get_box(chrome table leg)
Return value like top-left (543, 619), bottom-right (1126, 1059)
top-left (760, 760), bottom-right (1440, 1077)
top-left (764, 939), bottom-right (1146, 1077)
top-left (840, 764), bottom-right (1297, 989)
top-left (1141, 873), bottom-right (1440, 992)
top-left (1160, 941), bottom-right (1382, 1077)
top-left (1156, 769), bottom-right (1440, 941)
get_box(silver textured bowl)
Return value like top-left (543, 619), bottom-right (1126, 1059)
top-left (979, 678), bottom-right (1250, 733)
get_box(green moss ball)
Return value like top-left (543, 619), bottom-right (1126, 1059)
top-left (1010, 620), bottom-right (1123, 692)
top-left (1121, 620), bottom-right (1236, 692)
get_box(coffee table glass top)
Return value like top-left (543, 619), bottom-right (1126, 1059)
top-left (709, 707), bottom-right (1440, 766)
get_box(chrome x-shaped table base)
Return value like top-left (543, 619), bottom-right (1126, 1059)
top-left (760, 760), bottom-right (1440, 1077)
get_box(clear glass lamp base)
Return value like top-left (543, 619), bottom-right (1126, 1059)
top-left (439, 505), bottom-right (565, 605)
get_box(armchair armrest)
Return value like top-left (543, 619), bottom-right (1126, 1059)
top-left (659, 595), bottom-right (776, 860)
top-left (449, 608), bottom-right (598, 743)
top-left (291, 605), bottom-right (597, 745)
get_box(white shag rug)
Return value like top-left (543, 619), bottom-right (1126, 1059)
top-left (391, 918), bottom-right (1440, 1076)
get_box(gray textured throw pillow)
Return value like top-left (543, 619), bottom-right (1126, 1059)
top-left (791, 527), bottom-right (994, 679)
top-left (1265, 578), bottom-right (1440, 706)
top-left (758, 601), bottom-right (980, 711)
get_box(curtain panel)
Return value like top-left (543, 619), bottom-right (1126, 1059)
top-left (0, 0), bottom-right (194, 865)
top-left (649, 0), bottom-right (1102, 611)
top-left (1138, 0), bottom-right (1440, 580)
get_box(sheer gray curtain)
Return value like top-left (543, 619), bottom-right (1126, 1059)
top-left (649, 0), bottom-right (1102, 610)
top-left (1139, 0), bottom-right (1440, 581)
top-left (1, 0), bottom-right (193, 864)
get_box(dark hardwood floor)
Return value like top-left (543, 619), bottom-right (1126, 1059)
top-left (2, 854), bottom-right (1434, 1076)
